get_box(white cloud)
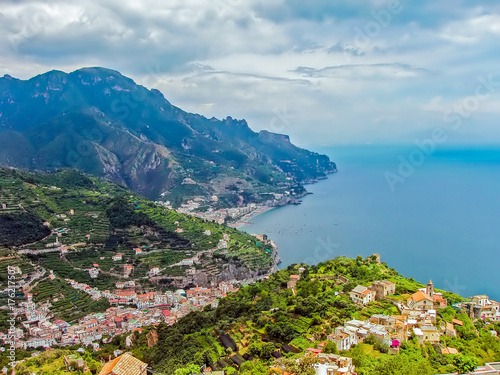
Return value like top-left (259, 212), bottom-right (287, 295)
top-left (1, 0), bottom-right (500, 144)
top-left (440, 14), bottom-right (500, 44)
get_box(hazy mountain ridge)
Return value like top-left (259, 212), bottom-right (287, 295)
top-left (0, 67), bottom-right (336, 202)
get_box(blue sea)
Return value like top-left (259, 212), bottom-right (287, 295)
top-left (241, 145), bottom-right (500, 301)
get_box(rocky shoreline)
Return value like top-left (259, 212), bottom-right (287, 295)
top-left (228, 178), bottom-right (330, 228)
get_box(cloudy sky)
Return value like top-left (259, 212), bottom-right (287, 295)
top-left (1, 0), bottom-right (500, 146)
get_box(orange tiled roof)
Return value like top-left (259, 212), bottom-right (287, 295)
top-left (98, 353), bottom-right (147, 375)
top-left (410, 290), bottom-right (433, 303)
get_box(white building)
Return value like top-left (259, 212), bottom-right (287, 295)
top-left (350, 285), bottom-right (376, 305)
top-left (89, 268), bottom-right (99, 279)
top-left (149, 267), bottom-right (160, 277)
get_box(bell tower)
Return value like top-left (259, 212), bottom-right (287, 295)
top-left (426, 279), bottom-right (434, 298)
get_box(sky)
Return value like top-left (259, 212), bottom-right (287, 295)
top-left (1, 0), bottom-right (500, 146)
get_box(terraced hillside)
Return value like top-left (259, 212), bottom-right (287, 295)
top-left (0, 167), bottom-right (276, 291)
top-left (32, 278), bottom-right (110, 322)
top-left (0, 250), bottom-right (39, 330)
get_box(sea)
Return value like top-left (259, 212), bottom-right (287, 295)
top-left (241, 144), bottom-right (500, 301)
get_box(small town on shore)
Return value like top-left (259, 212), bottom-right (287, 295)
top-left (1, 254), bottom-right (500, 375)
top-left (156, 184), bottom-right (302, 228)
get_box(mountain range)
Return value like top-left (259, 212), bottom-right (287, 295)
top-left (0, 68), bottom-right (336, 202)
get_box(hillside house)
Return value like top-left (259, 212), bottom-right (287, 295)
top-left (98, 353), bottom-right (148, 375)
top-left (408, 281), bottom-right (447, 311)
top-left (414, 325), bottom-right (440, 344)
top-left (407, 291), bottom-right (434, 311)
top-left (371, 280), bottom-right (396, 300)
top-left (123, 265), bottom-right (134, 278)
top-left (328, 329), bottom-right (357, 351)
top-left (440, 347), bottom-right (459, 355)
top-left (149, 267), bottom-right (160, 277)
top-left (115, 281), bottom-right (135, 289)
top-left (471, 295), bottom-right (500, 320)
top-left (218, 239), bottom-right (228, 249)
top-left (287, 275), bottom-right (301, 289)
top-left (350, 285), bottom-right (376, 305)
top-left (445, 322), bottom-right (456, 337)
top-left (311, 354), bottom-right (356, 375)
top-left (89, 268), bottom-right (99, 279)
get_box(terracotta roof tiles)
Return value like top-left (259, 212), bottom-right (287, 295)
top-left (98, 353), bottom-right (147, 375)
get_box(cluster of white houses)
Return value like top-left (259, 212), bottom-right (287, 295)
top-left (324, 309), bottom-right (446, 354)
top-left (349, 279), bottom-right (396, 305)
top-left (454, 295), bottom-right (500, 322)
top-left (350, 279), bottom-right (446, 311)
top-left (349, 278), bottom-right (499, 323)
top-left (66, 278), bottom-right (238, 310)
top-left (339, 278), bottom-right (500, 355)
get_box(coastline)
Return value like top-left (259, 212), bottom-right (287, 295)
top-left (228, 205), bottom-right (277, 228)
top-left (229, 172), bottom-right (337, 228)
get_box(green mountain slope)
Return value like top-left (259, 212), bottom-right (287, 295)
top-left (0, 68), bottom-right (336, 203)
top-left (0, 167), bottom-right (276, 293)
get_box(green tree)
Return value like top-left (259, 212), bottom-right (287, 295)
top-left (278, 356), bottom-right (317, 375)
top-left (174, 363), bottom-right (200, 375)
top-left (240, 361), bottom-right (268, 375)
top-left (323, 340), bottom-right (339, 354)
top-left (260, 343), bottom-right (276, 360)
top-left (453, 355), bottom-right (478, 374)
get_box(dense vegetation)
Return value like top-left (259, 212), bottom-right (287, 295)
top-left (12, 349), bottom-right (102, 375)
top-left (106, 196), bottom-right (191, 248)
top-left (0, 211), bottom-right (50, 246)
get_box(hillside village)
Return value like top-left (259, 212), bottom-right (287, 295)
top-left (1, 170), bottom-right (499, 374)
top-left (3, 256), bottom-right (499, 375)
top-left (1, 267), bottom-right (239, 351)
